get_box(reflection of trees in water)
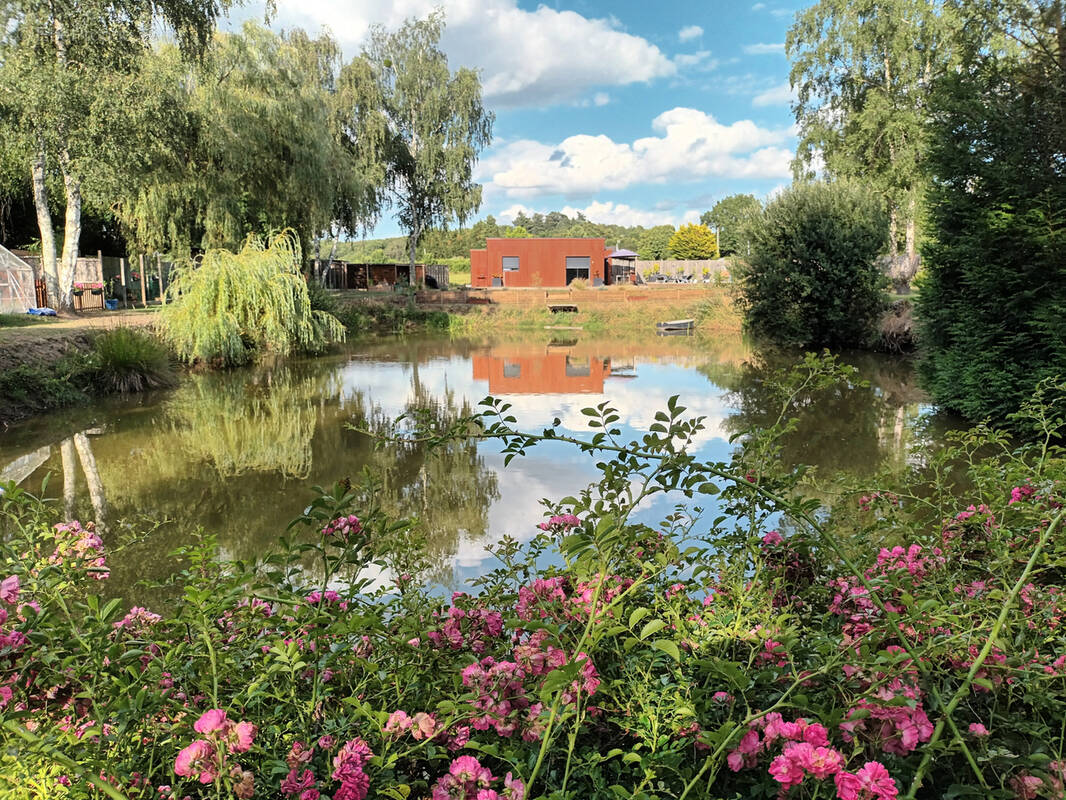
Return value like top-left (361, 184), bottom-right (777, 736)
top-left (348, 374), bottom-right (501, 580)
top-left (44, 354), bottom-right (500, 596)
top-left (162, 367), bottom-right (323, 479)
top-left (712, 349), bottom-right (927, 476)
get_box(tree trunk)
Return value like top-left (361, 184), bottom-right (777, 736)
top-left (61, 437), bottom-right (77, 519)
top-left (408, 229), bottom-right (418, 277)
top-left (57, 149), bottom-right (82, 311)
top-left (888, 205), bottom-right (899, 258)
top-left (407, 226), bottom-right (420, 309)
top-left (31, 143), bottom-right (59, 304)
top-left (73, 432), bottom-right (107, 533)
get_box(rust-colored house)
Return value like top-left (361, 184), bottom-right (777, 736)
top-left (472, 350), bottom-right (611, 394)
top-left (470, 238), bottom-right (613, 288)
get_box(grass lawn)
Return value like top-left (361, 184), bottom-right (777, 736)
top-left (0, 312), bottom-right (57, 328)
top-left (448, 270), bottom-right (471, 287)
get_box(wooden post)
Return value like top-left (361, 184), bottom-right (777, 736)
top-left (156, 254), bottom-right (165, 304)
top-left (138, 254), bottom-right (147, 307)
top-left (120, 257), bottom-right (128, 309)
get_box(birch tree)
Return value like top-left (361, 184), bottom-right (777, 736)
top-left (344, 12), bottom-right (493, 279)
top-left (787, 0), bottom-right (957, 271)
top-left (0, 1), bottom-right (237, 309)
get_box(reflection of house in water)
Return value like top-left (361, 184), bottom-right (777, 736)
top-left (472, 350), bottom-right (613, 394)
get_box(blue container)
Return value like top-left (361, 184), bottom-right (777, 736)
top-left (104, 299), bottom-right (118, 311)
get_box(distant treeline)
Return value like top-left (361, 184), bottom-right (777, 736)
top-left (329, 197), bottom-right (760, 265)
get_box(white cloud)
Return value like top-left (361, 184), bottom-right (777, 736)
top-left (480, 106), bottom-right (794, 198)
top-left (266, 0), bottom-right (676, 107)
top-left (752, 81), bottom-right (795, 107)
top-left (752, 3), bottom-right (766, 9)
top-left (593, 92), bottom-right (610, 107)
top-left (499, 200), bottom-right (697, 227)
top-left (563, 201), bottom-right (700, 228)
top-left (678, 24), bottom-right (703, 42)
top-left (743, 42), bottom-right (785, 55)
top-left (674, 50), bottom-right (716, 70)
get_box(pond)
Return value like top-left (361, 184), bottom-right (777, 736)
top-left (0, 333), bottom-right (943, 601)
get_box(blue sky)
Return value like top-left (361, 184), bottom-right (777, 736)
top-left (242, 0), bottom-right (805, 236)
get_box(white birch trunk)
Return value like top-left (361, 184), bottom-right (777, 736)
top-left (73, 433), bottom-right (107, 533)
top-left (61, 437), bottom-right (77, 519)
top-left (31, 144), bottom-right (59, 304)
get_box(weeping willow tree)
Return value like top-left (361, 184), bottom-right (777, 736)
top-left (115, 22), bottom-right (382, 258)
top-left (159, 231), bottom-right (345, 366)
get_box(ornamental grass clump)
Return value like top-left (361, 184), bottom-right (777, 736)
top-left (90, 328), bottom-right (177, 394)
top-left (0, 360), bottom-right (1064, 800)
top-left (159, 231), bottom-right (345, 367)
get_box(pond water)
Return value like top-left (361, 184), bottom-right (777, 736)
top-left (0, 334), bottom-right (941, 600)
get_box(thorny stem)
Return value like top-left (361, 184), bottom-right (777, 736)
top-left (904, 507), bottom-right (1066, 798)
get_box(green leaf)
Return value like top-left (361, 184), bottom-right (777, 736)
top-left (639, 619), bottom-right (667, 640)
top-left (629, 607), bottom-right (651, 629)
top-left (651, 639), bottom-right (681, 662)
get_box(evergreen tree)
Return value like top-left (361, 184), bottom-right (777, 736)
top-left (917, 25), bottom-right (1066, 422)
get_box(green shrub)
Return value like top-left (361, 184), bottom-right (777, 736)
top-left (738, 181), bottom-right (889, 348)
top-left (335, 301), bottom-right (454, 334)
top-left (159, 231), bottom-right (345, 367)
top-left (0, 358), bottom-right (90, 416)
top-left (90, 328), bottom-right (177, 394)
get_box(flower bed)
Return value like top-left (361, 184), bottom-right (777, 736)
top-left (0, 358), bottom-right (1063, 800)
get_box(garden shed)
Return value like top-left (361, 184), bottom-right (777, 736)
top-left (0, 245), bottom-right (38, 313)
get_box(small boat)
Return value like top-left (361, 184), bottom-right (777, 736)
top-left (656, 328), bottom-right (694, 337)
top-left (655, 318), bottom-right (695, 331)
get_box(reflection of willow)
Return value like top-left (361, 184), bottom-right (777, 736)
top-left (161, 367), bottom-right (323, 479)
top-left (714, 349), bottom-right (925, 476)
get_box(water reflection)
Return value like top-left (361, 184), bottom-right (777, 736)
top-left (716, 350), bottom-right (930, 476)
top-left (0, 334), bottom-right (944, 594)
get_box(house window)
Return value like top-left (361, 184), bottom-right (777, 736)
top-left (565, 356), bottom-right (591, 377)
top-left (502, 256), bottom-right (520, 271)
top-left (565, 256), bottom-right (591, 284)
top-left (503, 360), bottom-right (521, 378)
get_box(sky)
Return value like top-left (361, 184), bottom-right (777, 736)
top-left (236, 0), bottom-right (806, 237)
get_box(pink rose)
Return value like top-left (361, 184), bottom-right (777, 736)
top-left (174, 739), bottom-right (217, 784)
top-left (0, 576), bottom-right (18, 605)
top-left (193, 709), bottom-right (229, 735)
top-left (230, 721), bottom-right (256, 753)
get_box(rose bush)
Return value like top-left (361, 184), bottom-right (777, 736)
top-left (0, 357), bottom-right (1063, 800)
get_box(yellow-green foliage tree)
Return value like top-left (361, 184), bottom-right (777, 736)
top-left (160, 231), bottom-right (345, 367)
top-left (668, 223), bottom-right (719, 259)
